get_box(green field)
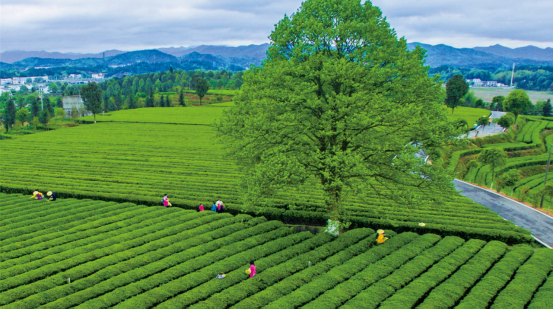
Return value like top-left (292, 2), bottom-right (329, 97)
top-left (447, 106), bottom-right (490, 126)
top-left (0, 105), bottom-right (535, 244)
top-left (471, 87), bottom-right (553, 104)
top-left (0, 193), bottom-right (551, 309)
top-left (79, 105), bottom-right (227, 124)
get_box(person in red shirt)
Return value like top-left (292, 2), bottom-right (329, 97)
top-left (249, 261), bottom-right (256, 278)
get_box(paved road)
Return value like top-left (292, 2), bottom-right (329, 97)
top-left (454, 179), bottom-right (553, 247)
top-left (468, 111), bottom-right (507, 138)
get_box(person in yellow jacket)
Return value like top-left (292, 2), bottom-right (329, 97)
top-left (30, 190), bottom-right (44, 200)
top-left (376, 229), bottom-right (388, 244)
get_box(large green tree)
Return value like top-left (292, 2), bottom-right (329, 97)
top-left (445, 74), bottom-right (469, 114)
top-left (2, 99), bottom-right (16, 133)
top-left (503, 89), bottom-right (531, 119)
top-left (81, 82), bottom-right (103, 123)
top-left (218, 0), bottom-right (457, 219)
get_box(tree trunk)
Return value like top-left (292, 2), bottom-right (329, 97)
top-left (94, 113), bottom-right (96, 124)
top-left (324, 183), bottom-right (343, 221)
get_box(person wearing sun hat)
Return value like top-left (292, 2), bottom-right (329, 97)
top-left (376, 229), bottom-right (388, 244)
top-left (30, 190), bottom-right (44, 200)
top-left (47, 191), bottom-right (57, 201)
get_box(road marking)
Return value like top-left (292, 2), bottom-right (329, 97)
top-left (532, 235), bottom-right (552, 249)
top-left (454, 179), bottom-right (553, 220)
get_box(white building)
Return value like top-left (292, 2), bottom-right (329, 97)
top-left (62, 95), bottom-right (92, 117)
top-left (0, 78), bottom-right (12, 85)
top-left (68, 74), bottom-right (82, 79)
top-left (91, 73), bottom-right (105, 79)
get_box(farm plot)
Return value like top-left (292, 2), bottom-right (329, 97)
top-left (0, 194), bottom-right (551, 309)
top-left (79, 105), bottom-right (227, 124)
top-left (0, 117), bottom-right (533, 243)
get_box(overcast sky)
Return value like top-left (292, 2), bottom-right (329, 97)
top-left (0, 0), bottom-right (552, 53)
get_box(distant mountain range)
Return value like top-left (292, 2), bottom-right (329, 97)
top-left (0, 43), bottom-right (551, 72)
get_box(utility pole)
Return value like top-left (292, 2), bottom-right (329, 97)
top-left (539, 145), bottom-right (553, 210)
top-left (510, 63), bottom-right (515, 87)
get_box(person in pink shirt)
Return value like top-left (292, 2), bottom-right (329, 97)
top-left (249, 261), bottom-right (256, 278)
top-left (199, 204), bottom-right (205, 212)
top-left (163, 194), bottom-right (169, 207)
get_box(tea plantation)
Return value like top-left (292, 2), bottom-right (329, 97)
top-left (0, 106), bottom-right (535, 243)
top-left (0, 193), bottom-right (551, 309)
top-left (448, 115), bottom-right (553, 210)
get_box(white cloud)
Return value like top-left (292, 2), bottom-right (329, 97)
top-left (0, 0), bottom-right (551, 53)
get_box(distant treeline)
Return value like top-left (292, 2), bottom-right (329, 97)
top-left (0, 60), bottom-right (246, 80)
top-left (429, 65), bottom-right (553, 91)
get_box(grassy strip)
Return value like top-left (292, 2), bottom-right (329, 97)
top-left (6, 215), bottom-right (256, 309)
top-left (415, 240), bottom-right (508, 308)
top-left (72, 223), bottom-right (291, 309)
top-left (188, 228), bottom-right (376, 309)
top-left (111, 228), bottom-right (312, 309)
top-left (230, 230), bottom-right (391, 309)
top-left (0, 207), bottom-right (184, 267)
top-left (258, 232), bottom-right (416, 309)
top-left (527, 273), bottom-right (553, 309)
top-left (377, 239), bottom-right (486, 309)
top-left (338, 236), bottom-right (465, 309)
top-left (455, 244), bottom-right (535, 309)
top-left (490, 248), bottom-right (553, 309)
top-left (0, 213), bottom-right (224, 305)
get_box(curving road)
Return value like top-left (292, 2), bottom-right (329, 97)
top-left (454, 179), bottom-right (553, 248)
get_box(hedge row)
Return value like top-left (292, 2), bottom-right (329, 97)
top-left (0, 201), bottom-right (138, 248)
top-left (188, 228), bottom-right (376, 309)
top-left (377, 239), bottom-right (486, 309)
top-left (415, 240), bottom-right (508, 308)
top-left (0, 207), bottom-right (188, 266)
top-left (338, 236), bottom-right (465, 309)
top-left (491, 248), bottom-right (554, 309)
top-left (70, 220), bottom-right (289, 309)
top-left (0, 202), bottom-right (158, 254)
top-left (527, 273), bottom-right (553, 309)
top-left (290, 234), bottom-right (440, 309)
top-left (112, 231), bottom-right (321, 309)
top-left (0, 210), bottom-right (210, 281)
top-left (0, 212), bottom-right (225, 304)
top-left (8, 216), bottom-right (265, 309)
top-left (260, 232), bottom-right (417, 309)
top-left (454, 244), bottom-right (535, 309)
top-left (230, 230), bottom-right (393, 309)
top-left (0, 200), bottom-right (119, 241)
top-left (0, 199), bottom-right (92, 228)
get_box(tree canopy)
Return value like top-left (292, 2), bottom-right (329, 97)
top-left (445, 74), bottom-right (469, 114)
top-left (503, 89), bottom-right (531, 119)
top-left (195, 78), bottom-right (209, 104)
top-left (218, 0), bottom-right (457, 219)
top-left (81, 82), bottom-right (103, 123)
